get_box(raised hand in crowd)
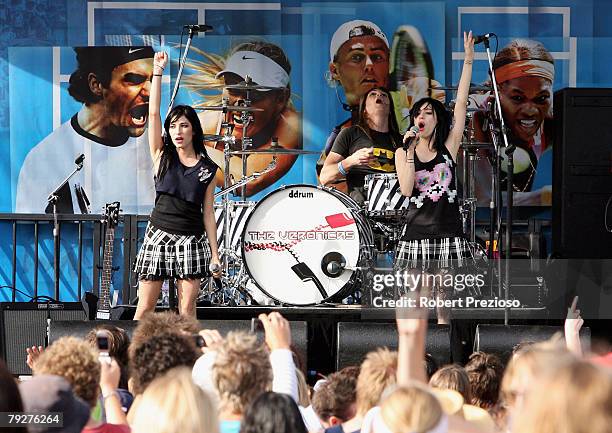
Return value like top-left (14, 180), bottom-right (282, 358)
top-left (564, 295), bottom-right (584, 356)
top-left (26, 344), bottom-right (44, 369)
top-left (198, 329), bottom-right (224, 354)
top-left (396, 303), bottom-right (428, 384)
top-left (259, 312), bottom-right (292, 350)
top-left (100, 357), bottom-right (128, 425)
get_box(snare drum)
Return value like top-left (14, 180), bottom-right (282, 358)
top-left (364, 173), bottom-right (409, 219)
top-left (241, 185), bottom-right (373, 305)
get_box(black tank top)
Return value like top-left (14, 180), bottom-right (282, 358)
top-left (400, 145), bottom-right (463, 241)
top-left (150, 152), bottom-right (218, 235)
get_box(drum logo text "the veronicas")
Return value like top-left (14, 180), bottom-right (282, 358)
top-left (246, 230), bottom-right (355, 241)
top-left (288, 190), bottom-right (314, 198)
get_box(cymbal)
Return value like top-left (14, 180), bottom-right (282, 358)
top-left (230, 147), bottom-right (320, 156)
top-left (430, 85), bottom-right (491, 92)
top-left (225, 82), bottom-right (284, 91)
top-left (196, 105), bottom-right (263, 112)
top-left (203, 134), bottom-right (234, 142)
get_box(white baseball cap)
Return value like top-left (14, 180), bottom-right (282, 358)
top-left (216, 50), bottom-right (290, 88)
top-left (330, 20), bottom-right (389, 61)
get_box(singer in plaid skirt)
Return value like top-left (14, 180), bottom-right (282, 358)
top-left (394, 32), bottom-right (476, 274)
top-left (133, 51), bottom-right (221, 319)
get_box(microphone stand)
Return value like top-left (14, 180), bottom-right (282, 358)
top-left (167, 25), bottom-right (211, 112)
top-left (483, 36), bottom-right (514, 325)
top-left (47, 158), bottom-right (84, 300)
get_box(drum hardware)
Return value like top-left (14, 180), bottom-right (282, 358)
top-left (213, 158), bottom-right (276, 200)
top-left (431, 84), bottom-right (491, 92)
top-left (230, 148), bottom-right (320, 156)
top-left (224, 81), bottom-right (285, 91)
top-left (196, 106), bottom-right (264, 112)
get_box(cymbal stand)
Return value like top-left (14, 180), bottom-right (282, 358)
top-left (460, 112), bottom-right (478, 244)
top-left (239, 76), bottom-right (255, 200)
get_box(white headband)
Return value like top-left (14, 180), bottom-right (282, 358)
top-left (330, 20), bottom-right (389, 61)
top-left (216, 51), bottom-right (290, 88)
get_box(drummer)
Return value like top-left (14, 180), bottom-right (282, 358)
top-left (320, 86), bottom-right (402, 204)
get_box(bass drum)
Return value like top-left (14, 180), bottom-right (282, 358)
top-left (242, 185), bottom-right (373, 306)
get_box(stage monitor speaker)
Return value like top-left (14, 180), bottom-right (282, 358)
top-left (474, 324), bottom-right (591, 363)
top-left (0, 303), bottom-right (86, 376)
top-left (553, 88), bottom-right (612, 259)
top-left (50, 319), bottom-right (308, 367)
top-left (336, 322), bottom-right (451, 370)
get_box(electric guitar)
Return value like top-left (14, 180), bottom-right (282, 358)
top-left (96, 202), bottom-right (120, 320)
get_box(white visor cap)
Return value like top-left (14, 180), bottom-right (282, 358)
top-left (330, 20), bottom-right (389, 62)
top-left (216, 50), bottom-right (290, 89)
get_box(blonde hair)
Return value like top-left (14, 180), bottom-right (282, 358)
top-left (380, 385), bottom-right (443, 433)
top-left (132, 367), bottom-right (218, 433)
top-left (296, 368), bottom-right (311, 407)
top-left (513, 360), bottom-right (612, 433)
top-left (213, 331), bottom-right (272, 414)
top-left (33, 336), bottom-right (100, 407)
top-left (500, 339), bottom-right (572, 410)
top-left (429, 364), bottom-right (472, 404)
top-left (355, 348), bottom-right (398, 415)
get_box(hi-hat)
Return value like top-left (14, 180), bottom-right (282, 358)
top-left (431, 85), bottom-right (491, 92)
top-left (230, 147), bottom-right (320, 156)
top-left (196, 105), bottom-right (263, 112)
top-left (225, 82), bottom-right (284, 91)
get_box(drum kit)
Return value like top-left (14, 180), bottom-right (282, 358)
top-left (198, 80), bottom-right (493, 307)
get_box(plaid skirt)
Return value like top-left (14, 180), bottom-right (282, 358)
top-left (134, 224), bottom-right (211, 281)
top-left (394, 236), bottom-right (475, 272)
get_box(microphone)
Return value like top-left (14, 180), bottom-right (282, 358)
top-left (209, 262), bottom-right (223, 292)
top-left (184, 24), bottom-right (213, 32)
top-left (403, 125), bottom-right (420, 150)
top-left (75, 154), bottom-right (85, 165)
top-left (473, 33), bottom-right (491, 45)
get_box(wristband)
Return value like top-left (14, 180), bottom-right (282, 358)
top-left (102, 391), bottom-right (119, 402)
top-left (153, 74), bottom-right (162, 77)
top-left (337, 161), bottom-right (347, 176)
top-left (464, 60), bottom-right (473, 65)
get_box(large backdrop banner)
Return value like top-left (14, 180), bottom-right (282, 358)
top-left (2, 0), bottom-right (611, 214)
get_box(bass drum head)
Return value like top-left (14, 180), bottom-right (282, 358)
top-left (242, 185), bottom-right (370, 306)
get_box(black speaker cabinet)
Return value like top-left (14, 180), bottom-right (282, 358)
top-left (474, 324), bottom-right (591, 363)
top-left (336, 322), bottom-right (451, 370)
top-left (0, 303), bottom-right (86, 375)
top-left (553, 88), bottom-right (612, 259)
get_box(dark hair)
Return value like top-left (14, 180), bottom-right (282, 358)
top-left (129, 311), bottom-right (200, 362)
top-left (240, 392), bottom-right (308, 433)
top-left (465, 352), bottom-right (504, 409)
top-left (409, 97), bottom-right (451, 153)
top-left (157, 105), bottom-right (207, 182)
top-left (68, 46), bottom-right (154, 104)
top-left (85, 324), bottom-right (130, 389)
top-left (0, 360), bottom-right (27, 433)
top-left (493, 39), bottom-right (554, 70)
top-left (424, 353), bottom-right (439, 380)
top-left (312, 367), bottom-right (360, 422)
top-left (130, 332), bottom-right (200, 395)
top-left (357, 87), bottom-right (401, 147)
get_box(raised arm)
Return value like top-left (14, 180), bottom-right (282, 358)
top-left (446, 31), bottom-right (474, 160)
top-left (148, 51), bottom-right (168, 172)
